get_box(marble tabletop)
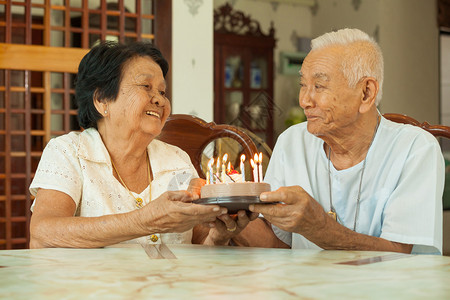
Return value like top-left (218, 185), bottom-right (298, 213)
top-left (1, 244), bottom-right (450, 299)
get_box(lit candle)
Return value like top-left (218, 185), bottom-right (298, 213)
top-left (207, 158), bottom-right (214, 185)
top-left (258, 152), bottom-right (263, 183)
top-left (221, 153), bottom-right (228, 183)
top-left (240, 154), bottom-right (246, 182)
top-left (216, 156), bottom-right (221, 183)
top-left (250, 158), bottom-right (258, 182)
top-left (214, 173), bottom-right (222, 183)
top-left (227, 161), bottom-right (231, 173)
top-left (253, 153), bottom-right (259, 182)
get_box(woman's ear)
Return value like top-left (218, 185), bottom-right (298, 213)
top-left (359, 77), bottom-right (378, 114)
top-left (93, 90), bottom-right (108, 116)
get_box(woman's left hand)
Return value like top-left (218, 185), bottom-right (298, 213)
top-left (187, 178), bottom-right (205, 198)
top-left (187, 177), bottom-right (259, 245)
top-left (203, 210), bottom-right (259, 245)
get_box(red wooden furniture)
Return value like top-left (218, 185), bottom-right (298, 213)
top-left (383, 113), bottom-right (450, 139)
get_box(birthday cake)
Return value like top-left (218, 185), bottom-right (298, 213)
top-left (200, 182), bottom-right (271, 198)
top-left (195, 153), bottom-right (272, 212)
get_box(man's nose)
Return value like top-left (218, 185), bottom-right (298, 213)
top-left (299, 88), bottom-right (312, 108)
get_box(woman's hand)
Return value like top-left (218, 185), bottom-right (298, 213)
top-left (187, 178), bottom-right (205, 198)
top-left (202, 210), bottom-right (259, 245)
top-left (138, 190), bottom-right (226, 234)
top-left (31, 189), bottom-right (226, 248)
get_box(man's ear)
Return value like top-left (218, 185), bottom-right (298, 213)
top-left (93, 90), bottom-right (108, 116)
top-left (359, 77), bottom-right (378, 114)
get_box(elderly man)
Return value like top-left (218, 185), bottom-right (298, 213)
top-left (237, 28), bottom-right (444, 254)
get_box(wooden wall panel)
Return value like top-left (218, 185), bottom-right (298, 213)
top-left (0, 0), bottom-right (170, 249)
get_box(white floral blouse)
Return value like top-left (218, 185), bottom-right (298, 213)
top-left (30, 128), bottom-right (199, 245)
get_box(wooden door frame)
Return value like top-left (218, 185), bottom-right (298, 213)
top-left (154, 0), bottom-right (172, 101)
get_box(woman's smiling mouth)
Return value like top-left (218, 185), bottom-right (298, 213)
top-left (146, 110), bottom-right (160, 118)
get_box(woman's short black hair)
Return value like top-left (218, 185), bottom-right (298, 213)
top-left (75, 41), bottom-right (169, 129)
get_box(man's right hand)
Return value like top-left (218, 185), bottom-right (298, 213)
top-left (249, 186), bottom-right (329, 238)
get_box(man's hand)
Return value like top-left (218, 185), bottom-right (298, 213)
top-left (249, 186), bottom-right (328, 237)
top-left (249, 186), bottom-right (413, 253)
top-left (203, 210), bottom-right (260, 245)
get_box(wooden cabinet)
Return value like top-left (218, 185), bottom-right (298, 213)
top-left (214, 4), bottom-right (276, 148)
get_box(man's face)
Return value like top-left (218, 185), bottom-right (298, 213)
top-left (298, 46), bottom-right (362, 138)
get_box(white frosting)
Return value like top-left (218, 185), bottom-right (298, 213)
top-left (201, 182), bottom-right (271, 198)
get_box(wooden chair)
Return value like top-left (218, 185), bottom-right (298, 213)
top-left (157, 114), bottom-right (259, 179)
top-left (383, 113), bottom-right (450, 139)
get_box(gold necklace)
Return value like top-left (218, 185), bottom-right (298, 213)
top-left (111, 150), bottom-right (152, 209)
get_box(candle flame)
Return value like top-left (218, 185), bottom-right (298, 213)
top-left (227, 162), bottom-right (231, 173)
top-left (259, 152), bottom-right (263, 162)
top-left (240, 154), bottom-right (245, 162)
top-left (222, 153), bottom-right (228, 163)
top-left (207, 157), bottom-right (214, 168)
top-left (250, 158), bottom-right (255, 168)
top-left (254, 153), bottom-right (259, 163)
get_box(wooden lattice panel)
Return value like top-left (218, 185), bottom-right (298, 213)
top-left (0, 68), bottom-right (81, 249)
top-left (0, 0), bottom-right (169, 249)
top-left (0, 0), bottom-right (155, 47)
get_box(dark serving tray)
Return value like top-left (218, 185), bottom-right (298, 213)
top-left (193, 196), bottom-right (277, 214)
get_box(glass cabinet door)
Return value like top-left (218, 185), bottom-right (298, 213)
top-left (215, 41), bottom-right (274, 148)
top-left (225, 91), bottom-right (243, 125)
top-left (224, 55), bottom-right (244, 88)
top-left (250, 56), bottom-right (267, 89)
top-left (223, 55), bottom-right (244, 125)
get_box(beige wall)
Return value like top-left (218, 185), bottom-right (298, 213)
top-left (172, 1), bottom-right (214, 121)
top-left (312, 0), bottom-right (379, 38)
top-left (378, 0), bottom-right (439, 123)
top-left (311, 0), bottom-right (440, 124)
top-left (211, 0), bottom-right (440, 136)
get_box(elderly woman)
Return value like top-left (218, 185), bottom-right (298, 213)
top-left (29, 41), bottom-right (240, 248)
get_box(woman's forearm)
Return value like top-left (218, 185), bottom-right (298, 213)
top-left (30, 189), bottom-right (223, 248)
top-left (30, 210), bottom-right (150, 248)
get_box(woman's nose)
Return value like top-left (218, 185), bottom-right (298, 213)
top-left (150, 92), bottom-right (165, 106)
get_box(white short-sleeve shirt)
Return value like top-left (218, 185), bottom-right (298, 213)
top-left (264, 117), bottom-right (444, 254)
top-left (30, 128), bottom-right (199, 245)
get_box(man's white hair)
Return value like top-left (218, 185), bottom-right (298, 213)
top-left (311, 28), bottom-right (384, 105)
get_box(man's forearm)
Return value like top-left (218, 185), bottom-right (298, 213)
top-left (302, 216), bottom-right (412, 253)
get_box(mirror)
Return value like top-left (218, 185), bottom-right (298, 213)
top-left (200, 137), bottom-right (254, 181)
top-left (200, 136), bottom-right (270, 182)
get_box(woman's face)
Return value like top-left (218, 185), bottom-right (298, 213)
top-left (107, 56), bottom-right (171, 139)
